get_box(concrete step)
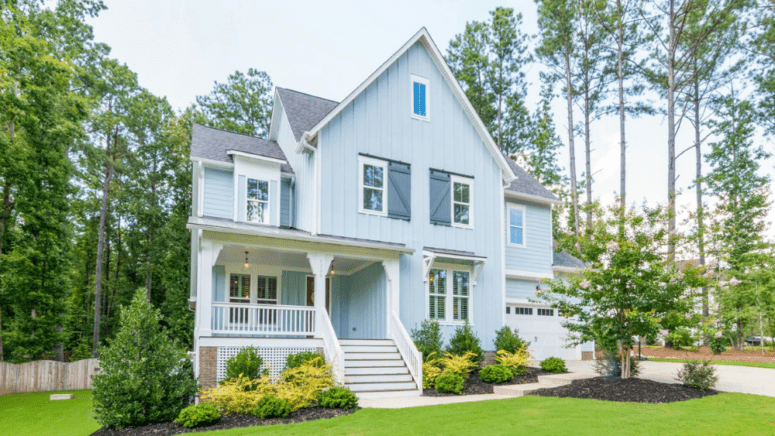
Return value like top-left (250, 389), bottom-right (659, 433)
top-left (345, 359), bottom-right (405, 368)
top-left (493, 381), bottom-right (567, 397)
top-left (345, 366), bottom-right (409, 375)
top-left (347, 381), bottom-right (417, 392)
top-left (346, 374), bottom-right (414, 384)
top-left (536, 376), bottom-right (571, 386)
top-left (345, 352), bottom-right (402, 360)
top-left (341, 345), bottom-right (399, 353)
top-left (537, 373), bottom-right (592, 384)
top-left (339, 339), bottom-right (395, 346)
top-left (355, 389), bottom-right (423, 399)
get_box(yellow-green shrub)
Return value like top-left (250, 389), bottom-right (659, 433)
top-left (422, 353), bottom-right (443, 389)
top-left (495, 345), bottom-right (532, 374)
top-left (441, 352), bottom-right (478, 379)
top-left (200, 376), bottom-right (261, 415)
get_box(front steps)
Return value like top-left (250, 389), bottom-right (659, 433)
top-left (341, 339), bottom-right (421, 399)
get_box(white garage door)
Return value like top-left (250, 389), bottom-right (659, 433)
top-left (505, 304), bottom-right (580, 361)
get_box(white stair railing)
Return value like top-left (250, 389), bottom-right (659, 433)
top-left (211, 303), bottom-right (315, 336)
top-left (389, 311), bottom-right (422, 390)
top-left (319, 313), bottom-right (345, 385)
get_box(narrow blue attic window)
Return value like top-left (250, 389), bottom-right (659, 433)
top-left (411, 75), bottom-right (429, 121)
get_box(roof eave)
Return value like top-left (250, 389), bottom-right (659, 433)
top-left (504, 189), bottom-right (561, 205)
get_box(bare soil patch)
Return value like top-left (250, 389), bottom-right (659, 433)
top-left (530, 377), bottom-right (717, 404)
top-left (632, 346), bottom-right (775, 363)
top-left (423, 367), bottom-right (556, 397)
top-left (89, 407), bottom-right (356, 436)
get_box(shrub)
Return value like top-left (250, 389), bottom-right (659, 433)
top-left (253, 395), bottom-right (292, 419)
top-left (709, 338), bottom-right (727, 355)
top-left (667, 328), bottom-right (695, 350)
top-left (676, 359), bottom-right (718, 391)
top-left (446, 323), bottom-right (484, 363)
top-left (318, 387), bottom-right (359, 409)
top-left (422, 353), bottom-right (443, 389)
top-left (479, 364), bottom-right (514, 383)
top-left (411, 319), bottom-right (445, 362)
top-left (225, 347), bottom-right (264, 381)
top-left (434, 373), bottom-right (465, 394)
top-left (494, 326), bottom-right (528, 354)
top-left (441, 352), bottom-right (478, 379)
top-left (200, 376), bottom-right (262, 415)
top-left (175, 403), bottom-right (220, 429)
top-left (540, 357), bottom-right (567, 373)
top-left (285, 351), bottom-right (326, 370)
top-left (92, 290), bottom-right (198, 429)
top-left (495, 345), bottom-right (532, 375)
top-left (594, 350), bottom-right (640, 379)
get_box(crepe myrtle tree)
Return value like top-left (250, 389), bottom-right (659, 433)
top-left (538, 204), bottom-right (706, 378)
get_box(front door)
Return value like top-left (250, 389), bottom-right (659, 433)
top-left (306, 276), bottom-right (331, 314)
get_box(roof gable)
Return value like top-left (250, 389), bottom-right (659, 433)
top-left (191, 124), bottom-right (294, 174)
top-left (504, 156), bottom-right (559, 204)
top-left (275, 88), bottom-right (338, 143)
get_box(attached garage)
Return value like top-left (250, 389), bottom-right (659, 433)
top-left (505, 303), bottom-right (582, 361)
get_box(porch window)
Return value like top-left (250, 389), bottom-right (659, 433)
top-left (452, 271), bottom-right (470, 322)
top-left (256, 276), bottom-right (278, 304)
top-left (229, 274), bottom-right (251, 303)
top-left (359, 156), bottom-right (387, 215)
top-left (428, 269), bottom-right (447, 321)
top-left (451, 175), bottom-right (473, 228)
top-left (247, 178), bottom-right (269, 223)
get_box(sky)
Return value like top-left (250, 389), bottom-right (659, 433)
top-left (86, 0), bottom-right (775, 240)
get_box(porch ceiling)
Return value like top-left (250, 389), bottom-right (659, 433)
top-left (217, 245), bottom-right (375, 275)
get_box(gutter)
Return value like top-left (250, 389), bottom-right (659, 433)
top-left (504, 189), bottom-right (561, 206)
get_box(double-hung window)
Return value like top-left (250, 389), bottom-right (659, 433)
top-left (428, 269), bottom-right (447, 321)
top-left (508, 204), bottom-right (526, 246)
top-left (411, 75), bottom-right (429, 121)
top-left (256, 276), bottom-right (278, 305)
top-left (452, 271), bottom-right (470, 322)
top-left (229, 274), bottom-right (251, 303)
top-left (428, 267), bottom-right (472, 324)
top-left (247, 178), bottom-right (269, 223)
top-left (359, 156), bottom-right (387, 215)
top-left (451, 175), bottom-right (473, 228)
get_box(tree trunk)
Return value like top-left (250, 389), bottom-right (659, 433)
top-left (584, 76), bottom-right (592, 229)
top-left (694, 75), bottom-right (708, 321)
top-left (667, 0), bottom-right (677, 260)
top-left (565, 46), bottom-right (581, 253)
top-left (617, 0), bottom-right (626, 217)
top-left (0, 308), bottom-right (3, 361)
top-left (92, 132), bottom-right (115, 355)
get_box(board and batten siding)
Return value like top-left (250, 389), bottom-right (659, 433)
top-left (275, 103), bottom-right (316, 233)
top-left (317, 41), bottom-right (505, 348)
top-left (280, 178), bottom-right (292, 228)
top-left (203, 167), bottom-right (234, 219)
top-left (504, 201), bottom-right (553, 274)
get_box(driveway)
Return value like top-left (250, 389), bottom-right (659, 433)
top-left (565, 360), bottom-right (775, 397)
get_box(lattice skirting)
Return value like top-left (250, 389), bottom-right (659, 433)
top-left (216, 346), bottom-right (318, 381)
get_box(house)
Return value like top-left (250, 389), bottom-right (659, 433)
top-left (187, 28), bottom-right (588, 399)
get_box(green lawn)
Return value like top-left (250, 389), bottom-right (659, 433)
top-left (2, 390), bottom-right (775, 436)
top-left (0, 390), bottom-right (99, 436)
top-left (647, 357), bottom-right (775, 369)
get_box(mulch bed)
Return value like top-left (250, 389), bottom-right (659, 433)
top-left (529, 376), bottom-right (718, 404)
top-left (632, 346), bottom-right (775, 363)
top-left (423, 367), bottom-right (555, 397)
top-left (90, 407), bottom-right (356, 436)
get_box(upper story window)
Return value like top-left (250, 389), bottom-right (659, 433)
top-left (247, 178), bottom-right (269, 223)
top-left (229, 274), bottom-right (251, 303)
top-left (451, 175), bottom-right (473, 228)
top-left (508, 204), bottom-right (526, 247)
top-left (411, 75), bottom-right (429, 121)
top-left (359, 156), bottom-right (387, 216)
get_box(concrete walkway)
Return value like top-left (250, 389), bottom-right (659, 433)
top-left (566, 360), bottom-right (775, 397)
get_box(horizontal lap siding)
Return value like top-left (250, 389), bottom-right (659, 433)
top-left (506, 278), bottom-right (540, 300)
top-left (505, 202), bottom-right (553, 274)
top-left (203, 168), bottom-right (233, 219)
top-left (318, 42), bottom-right (504, 349)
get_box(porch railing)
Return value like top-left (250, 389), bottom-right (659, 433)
top-left (211, 303), bottom-right (315, 336)
top-left (319, 313), bottom-right (345, 384)
top-left (390, 310), bottom-right (423, 390)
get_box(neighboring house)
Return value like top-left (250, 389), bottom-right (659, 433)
top-left (188, 28), bottom-right (587, 399)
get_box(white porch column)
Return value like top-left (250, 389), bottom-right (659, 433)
top-left (382, 259), bottom-right (400, 338)
top-left (307, 253), bottom-right (333, 338)
top-left (197, 240), bottom-right (223, 339)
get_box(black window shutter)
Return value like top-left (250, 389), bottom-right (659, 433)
top-left (387, 161), bottom-right (411, 221)
top-left (429, 170), bottom-right (451, 226)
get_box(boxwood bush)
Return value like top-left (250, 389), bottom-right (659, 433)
top-left (318, 387), bottom-right (359, 409)
top-left (540, 357), bottom-right (567, 373)
top-left (253, 395), bottom-right (292, 419)
top-left (435, 373), bottom-right (465, 394)
top-left (285, 351), bottom-right (326, 370)
top-left (225, 346), bottom-right (264, 381)
top-left (479, 364), bottom-right (514, 384)
top-left (175, 403), bottom-right (221, 428)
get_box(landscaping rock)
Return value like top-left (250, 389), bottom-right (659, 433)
top-left (50, 394), bottom-right (74, 401)
top-left (529, 376), bottom-right (718, 403)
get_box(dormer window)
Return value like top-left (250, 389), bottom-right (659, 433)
top-left (411, 75), bottom-right (429, 121)
top-left (247, 178), bottom-right (269, 223)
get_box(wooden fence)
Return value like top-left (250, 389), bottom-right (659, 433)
top-left (0, 359), bottom-right (100, 395)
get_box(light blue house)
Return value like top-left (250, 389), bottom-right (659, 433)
top-left (188, 28), bottom-right (586, 398)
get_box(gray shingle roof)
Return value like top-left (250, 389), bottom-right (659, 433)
top-left (553, 250), bottom-right (586, 270)
top-left (504, 156), bottom-right (558, 202)
top-left (276, 88), bottom-right (339, 143)
top-left (191, 124), bottom-right (294, 174)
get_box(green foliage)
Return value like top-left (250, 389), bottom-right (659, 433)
top-left (411, 319), bottom-right (444, 362)
top-left (710, 338), bottom-right (727, 355)
top-left (440, 352), bottom-right (479, 379)
top-left (225, 347), bottom-right (264, 381)
top-left (540, 357), bottom-right (567, 373)
top-left (434, 373), bottom-right (465, 394)
top-left (676, 360), bottom-right (719, 391)
top-left (285, 351), bottom-right (326, 371)
top-left (446, 323), bottom-right (484, 362)
top-left (594, 351), bottom-right (640, 380)
top-left (495, 346), bottom-right (532, 375)
top-left (252, 395), bottom-right (291, 419)
top-left (479, 364), bottom-right (514, 384)
top-left (666, 328), bottom-right (695, 350)
top-left (195, 68), bottom-right (274, 137)
top-left (494, 326), bottom-right (528, 353)
top-left (92, 290), bottom-right (197, 429)
top-left (318, 387), bottom-right (359, 410)
top-left (422, 353), bottom-right (443, 389)
top-left (175, 403), bottom-right (220, 428)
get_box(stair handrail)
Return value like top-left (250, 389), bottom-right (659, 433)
top-left (319, 312), bottom-right (345, 385)
top-left (389, 310), bottom-right (422, 391)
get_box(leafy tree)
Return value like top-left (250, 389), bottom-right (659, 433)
top-left (749, 1), bottom-right (775, 135)
top-left (195, 68), bottom-right (273, 138)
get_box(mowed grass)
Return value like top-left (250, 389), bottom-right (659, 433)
top-left (2, 390), bottom-right (775, 436)
top-left (0, 389), bottom-right (99, 436)
top-left (648, 357), bottom-right (775, 369)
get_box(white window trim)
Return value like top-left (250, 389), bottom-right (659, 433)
top-left (425, 262), bottom-right (474, 326)
top-left (358, 155), bottom-right (388, 217)
top-left (223, 264), bottom-right (283, 305)
top-left (410, 75), bottom-right (430, 122)
top-left (245, 177), bottom-right (271, 225)
top-left (450, 175), bottom-right (474, 229)
top-left (507, 203), bottom-right (527, 248)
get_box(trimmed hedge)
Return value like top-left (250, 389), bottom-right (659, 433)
top-left (480, 364), bottom-right (514, 384)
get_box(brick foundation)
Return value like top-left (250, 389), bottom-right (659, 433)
top-left (581, 351), bottom-right (594, 361)
top-left (199, 346), bottom-right (218, 388)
